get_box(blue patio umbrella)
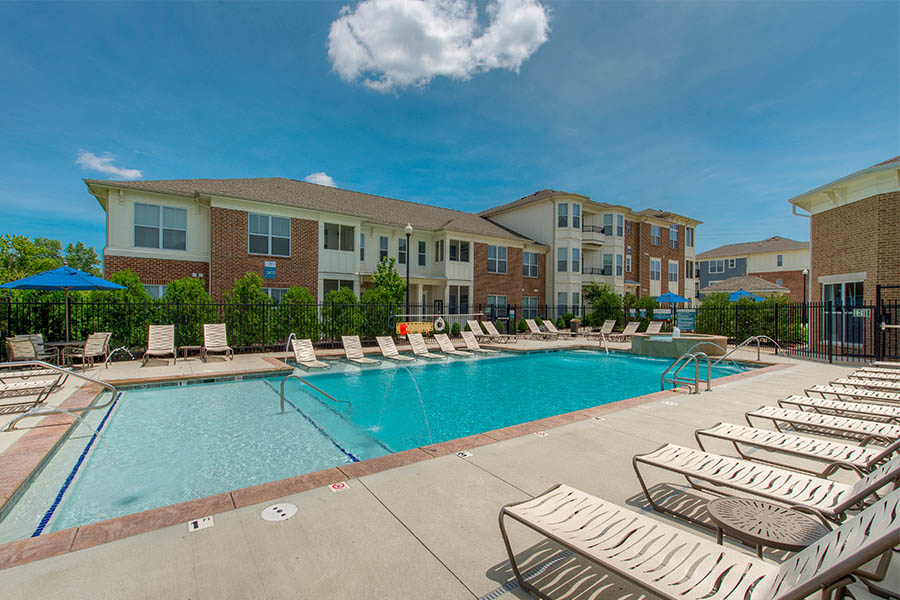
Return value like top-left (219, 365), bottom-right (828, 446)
top-left (729, 289), bottom-right (765, 302)
top-left (0, 266), bottom-right (125, 341)
top-left (656, 292), bottom-right (690, 304)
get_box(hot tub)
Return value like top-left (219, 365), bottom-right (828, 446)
top-left (631, 332), bottom-right (727, 358)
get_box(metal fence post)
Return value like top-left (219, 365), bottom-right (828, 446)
top-left (826, 300), bottom-right (833, 364)
top-left (175, 299), bottom-right (181, 348)
top-left (875, 284), bottom-right (882, 361)
top-left (773, 302), bottom-right (779, 354)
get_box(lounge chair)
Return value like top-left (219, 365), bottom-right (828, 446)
top-left (0, 380), bottom-right (59, 413)
top-left (0, 368), bottom-right (62, 384)
top-left (608, 321), bottom-right (640, 342)
top-left (746, 405), bottom-right (900, 445)
top-left (778, 395), bottom-right (900, 423)
top-left (806, 384), bottom-right (900, 404)
top-left (542, 320), bottom-right (577, 338)
top-left (851, 368), bottom-right (900, 381)
top-left (645, 320), bottom-right (663, 334)
top-left (142, 325), bottom-right (176, 365)
top-left (434, 333), bottom-right (472, 357)
top-left (833, 377), bottom-right (900, 392)
top-left (695, 422), bottom-right (900, 474)
top-left (375, 336), bottom-right (415, 362)
top-left (7, 335), bottom-right (59, 364)
top-left (525, 319), bottom-right (554, 341)
top-left (499, 483), bottom-right (900, 600)
top-left (584, 319), bottom-right (616, 340)
top-left (633, 444), bottom-right (900, 525)
top-left (66, 332), bottom-right (111, 370)
top-left (407, 333), bottom-right (444, 359)
top-left (341, 335), bottom-right (380, 366)
top-left (482, 320), bottom-right (516, 343)
top-left (872, 360), bottom-right (900, 370)
top-left (290, 339), bottom-right (329, 370)
top-left (460, 331), bottom-right (497, 354)
top-left (201, 324), bottom-right (233, 362)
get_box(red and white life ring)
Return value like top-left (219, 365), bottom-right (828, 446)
top-left (433, 316), bottom-right (446, 331)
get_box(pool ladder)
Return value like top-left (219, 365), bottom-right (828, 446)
top-left (279, 373), bottom-right (350, 414)
top-left (714, 335), bottom-right (782, 365)
top-left (661, 352), bottom-right (711, 394)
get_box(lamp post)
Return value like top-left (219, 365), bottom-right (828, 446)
top-left (802, 268), bottom-right (809, 323)
top-left (404, 223), bottom-right (413, 317)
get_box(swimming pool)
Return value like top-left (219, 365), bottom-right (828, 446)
top-left (0, 351), bottom-right (748, 542)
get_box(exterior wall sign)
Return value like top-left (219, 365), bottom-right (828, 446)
top-left (264, 260), bottom-right (276, 279)
top-left (653, 309), bottom-right (671, 320)
top-left (676, 310), bottom-right (696, 331)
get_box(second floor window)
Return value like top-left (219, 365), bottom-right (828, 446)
top-left (359, 233), bottom-right (365, 261)
top-left (487, 245), bottom-right (507, 273)
top-left (616, 253), bottom-right (623, 276)
top-left (572, 204), bottom-right (581, 228)
top-left (250, 213), bottom-right (291, 256)
top-left (135, 203), bottom-right (187, 251)
top-left (617, 215), bottom-right (624, 237)
top-left (685, 227), bottom-right (694, 247)
top-left (777, 254), bottom-right (783, 267)
top-left (669, 224), bottom-right (678, 249)
top-left (651, 225), bottom-right (661, 246)
top-left (322, 222), bottom-right (354, 253)
top-left (557, 247), bottom-right (568, 272)
top-left (650, 259), bottom-right (661, 281)
top-left (668, 261), bottom-right (678, 282)
top-left (571, 248), bottom-right (580, 273)
top-left (379, 236), bottom-right (388, 261)
top-left (709, 259), bottom-right (725, 274)
top-left (625, 254), bottom-right (632, 273)
top-left (418, 241), bottom-right (426, 266)
top-left (626, 221), bottom-right (632, 236)
top-left (434, 240), bottom-right (444, 262)
top-left (603, 213), bottom-right (613, 235)
top-left (449, 240), bottom-right (470, 262)
top-left (557, 203), bottom-right (568, 228)
top-left (523, 251), bottom-right (539, 277)
top-left (398, 238), bottom-right (407, 264)
top-left (685, 260), bottom-right (693, 278)
top-left (603, 253), bottom-right (613, 276)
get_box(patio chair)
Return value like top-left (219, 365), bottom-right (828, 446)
top-left (142, 325), bottom-right (176, 366)
top-left (832, 377), bottom-right (900, 392)
top-left (525, 319), bottom-right (554, 341)
top-left (609, 321), bottom-right (640, 342)
top-left (460, 330), bottom-right (497, 354)
top-left (806, 384), bottom-right (900, 404)
top-left (11, 334), bottom-right (59, 364)
top-left (0, 379), bottom-right (59, 414)
top-left (482, 320), bottom-right (516, 343)
top-left (778, 395), bottom-right (900, 424)
top-left (872, 361), bottom-right (900, 370)
top-left (406, 333), bottom-right (444, 360)
top-left (66, 332), bottom-right (111, 371)
top-left (466, 320), bottom-right (489, 342)
top-left (645, 320), bottom-right (663, 334)
top-left (499, 483), bottom-right (900, 600)
top-left (584, 319), bottom-right (616, 340)
top-left (341, 335), bottom-right (380, 366)
top-left (290, 339), bottom-right (329, 370)
top-left (201, 324), bottom-right (233, 362)
top-left (542, 319), bottom-right (577, 338)
top-left (633, 444), bottom-right (900, 525)
top-left (851, 368), bottom-right (900, 381)
top-left (746, 405), bottom-right (900, 445)
top-left (375, 336), bottom-right (415, 362)
top-left (0, 367), bottom-right (62, 384)
top-left (695, 422), bottom-right (900, 475)
top-left (434, 333), bottom-right (472, 357)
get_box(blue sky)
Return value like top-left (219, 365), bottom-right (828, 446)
top-left (0, 0), bottom-right (897, 257)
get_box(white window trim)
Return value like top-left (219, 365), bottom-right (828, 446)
top-left (668, 261), bottom-right (678, 282)
top-left (417, 240), bottom-right (426, 266)
top-left (487, 245), bottom-right (508, 274)
top-left (379, 236), bottom-right (389, 261)
top-left (135, 202), bottom-right (188, 252)
top-left (650, 258), bottom-right (661, 281)
top-left (709, 259), bottom-right (725, 274)
top-left (523, 251), bottom-right (539, 278)
top-left (249, 213), bottom-right (292, 257)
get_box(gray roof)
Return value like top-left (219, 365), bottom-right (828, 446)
top-left (700, 275), bottom-right (789, 294)
top-left (86, 177), bottom-right (537, 243)
top-left (478, 189), bottom-right (588, 217)
top-left (696, 236), bottom-right (808, 259)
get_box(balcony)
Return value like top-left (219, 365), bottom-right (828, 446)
top-left (581, 266), bottom-right (614, 283)
top-left (581, 225), bottom-right (610, 247)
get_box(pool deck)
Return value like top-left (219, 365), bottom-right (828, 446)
top-left (1, 343), bottom-right (896, 599)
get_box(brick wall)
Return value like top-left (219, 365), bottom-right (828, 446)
top-left (104, 255), bottom-right (209, 289)
top-left (876, 192), bottom-right (900, 302)
top-left (625, 219), bottom-right (641, 290)
top-left (472, 243), bottom-right (545, 307)
top-left (751, 270), bottom-right (808, 302)
top-left (209, 207), bottom-right (319, 301)
top-left (637, 223), bottom-right (684, 297)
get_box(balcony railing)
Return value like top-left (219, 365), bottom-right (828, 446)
top-left (582, 225), bottom-right (610, 235)
top-left (582, 267), bottom-right (612, 276)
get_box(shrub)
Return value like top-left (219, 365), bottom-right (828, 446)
top-left (162, 277), bottom-right (216, 345)
top-left (359, 286), bottom-right (396, 339)
top-left (224, 272), bottom-right (270, 346)
top-left (320, 286), bottom-right (362, 339)
top-left (87, 269), bottom-right (155, 348)
top-left (517, 318), bottom-right (527, 332)
top-left (535, 316), bottom-right (543, 326)
top-left (275, 286), bottom-right (319, 343)
top-left (450, 322), bottom-right (460, 336)
top-left (584, 283), bottom-right (624, 326)
top-left (634, 296), bottom-right (660, 330)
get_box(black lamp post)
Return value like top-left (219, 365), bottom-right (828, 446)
top-left (802, 268), bottom-right (809, 323)
top-left (404, 223), bottom-right (413, 317)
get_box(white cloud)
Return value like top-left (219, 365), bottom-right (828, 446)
top-left (328, 0), bottom-right (550, 91)
top-left (304, 172), bottom-right (336, 187)
top-left (75, 151), bottom-right (143, 180)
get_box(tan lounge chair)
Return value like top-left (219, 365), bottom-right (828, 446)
top-left (201, 324), bottom-right (233, 362)
top-left (341, 335), bottom-right (380, 366)
top-left (525, 319), bottom-right (554, 341)
top-left (833, 377), bottom-right (900, 392)
top-left (6, 336), bottom-right (60, 364)
top-left (645, 320), bottom-right (663, 334)
top-left (434, 333), bottom-right (471, 357)
top-left (460, 331), bottom-right (497, 354)
top-left (290, 339), bottom-right (329, 370)
top-left (466, 320), bottom-right (488, 341)
top-left (542, 319), bottom-right (577, 337)
top-left (0, 368), bottom-right (61, 384)
top-left (500, 484), bottom-right (900, 600)
top-left (872, 360), bottom-right (900, 370)
top-left (407, 333), bottom-right (444, 359)
top-left (142, 325), bottom-right (176, 365)
top-left (851, 368), bottom-right (900, 381)
top-left (375, 336), bottom-right (415, 362)
top-left (67, 332), bottom-right (111, 370)
top-left (482, 320), bottom-right (516, 343)
top-left (585, 319), bottom-right (616, 340)
top-left (609, 321), bottom-right (640, 342)
top-left (778, 395), bottom-right (900, 424)
top-left (0, 380), bottom-right (59, 413)
top-left (806, 384), bottom-right (900, 404)
top-left (746, 405), bottom-right (900, 445)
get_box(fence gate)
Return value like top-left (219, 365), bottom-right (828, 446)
top-left (875, 285), bottom-right (900, 361)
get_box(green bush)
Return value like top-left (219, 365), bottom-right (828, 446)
top-left (162, 277), bottom-right (216, 346)
top-left (224, 272), bottom-right (271, 346)
top-left (634, 296), bottom-right (660, 330)
top-left (87, 269), bottom-right (155, 348)
top-left (274, 286), bottom-right (319, 343)
top-left (517, 318), bottom-right (527, 332)
top-left (584, 283), bottom-right (624, 326)
top-left (358, 286), bottom-right (396, 339)
top-left (450, 322), bottom-right (460, 336)
top-left (320, 286), bottom-right (362, 339)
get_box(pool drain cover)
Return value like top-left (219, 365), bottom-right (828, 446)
top-left (261, 503), bottom-right (298, 522)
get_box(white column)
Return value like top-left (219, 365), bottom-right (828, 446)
top-left (417, 283), bottom-right (424, 318)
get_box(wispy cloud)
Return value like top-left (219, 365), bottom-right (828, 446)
top-left (328, 0), bottom-right (550, 91)
top-left (75, 151), bottom-right (143, 180)
top-left (304, 172), bottom-right (336, 187)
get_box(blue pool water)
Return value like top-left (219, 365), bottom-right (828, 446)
top-left (0, 351), bottom-right (747, 541)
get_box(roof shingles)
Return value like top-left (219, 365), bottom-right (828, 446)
top-left (696, 236), bottom-right (808, 259)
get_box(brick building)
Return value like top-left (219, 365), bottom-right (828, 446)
top-left (696, 236), bottom-right (809, 302)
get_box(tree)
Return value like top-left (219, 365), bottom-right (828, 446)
top-left (224, 273), bottom-right (271, 346)
top-left (360, 286), bottom-right (397, 338)
top-left (371, 257), bottom-right (406, 307)
top-left (583, 283), bottom-right (623, 326)
top-left (0, 234), bottom-right (64, 283)
top-left (64, 242), bottom-right (101, 274)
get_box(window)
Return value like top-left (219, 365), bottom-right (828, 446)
top-left (571, 293), bottom-right (580, 316)
top-left (651, 225), bottom-right (661, 246)
top-left (668, 261), bottom-right (678, 282)
top-left (379, 236), bottom-right (388, 261)
top-left (487, 245), bottom-right (507, 273)
top-left (557, 292), bottom-right (567, 315)
top-left (572, 204), bottom-right (581, 228)
top-left (709, 259), bottom-right (725, 274)
top-left (617, 215), bottom-right (624, 237)
top-left (571, 248), bottom-right (580, 273)
top-left (777, 254), bottom-right (783, 267)
top-left (135, 203), bottom-right (187, 251)
top-left (669, 224), bottom-right (678, 249)
top-left (557, 247), bottom-right (568, 272)
top-left (625, 255), bottom-right (632, 273)
top-left (418, 241), bottom-right (426, 266)
top-left (486, 295), bottom-right (507, 318)
top-left (685, 227), bottom-right (694, 247)
top-left (776, 278), bottom-right (783, 287)
top-left (603, 253), bottom-right (613, 276)
top-left (449, 240), bottom-right (469, 262)
top-left (522, 296), bottom-right (538, 319)
top-left (603, 213), bottom-right (613, 235)
top-left (728, 258), bottom-right (736, 269)
top-left (616, 254), bottom-right (623, 276)
top-left (626, 221), bottom-right (632, 236)
top-left (398, 238), bottom-right (407, 265)
top-left (650, 259), bottom-right (661, 281)
top-left (249, 213), bottom-right (291, 256)
top-left (434, 240), bottom-right (444, 262)
top-left (143, 284), bottom-right (167, 299)
top-left (685, 260), bottom-right (693, 279)
top-left (322, 222), bottom-right (354, 253)
top-left (522, 251), bottom-right (539, 278)
top-left (557, 203), bottom-right (568, 228)
top-left (359, 233), bottom-right (365, 261)
top-left (323, 279), bottom-right (356, 296)
top-left (263, 288), bottom-right (288, 304)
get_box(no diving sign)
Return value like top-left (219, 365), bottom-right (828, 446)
top-left (329, 481), bottom-right (349, 493)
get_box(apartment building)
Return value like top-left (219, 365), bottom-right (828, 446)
top-left (696, 236), bottom-right (809, 301)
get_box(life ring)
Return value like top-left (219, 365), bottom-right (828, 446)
top-left (433, 316), bottom-right (446, 331)
top-left (398, 322), bottom-right (409, 336)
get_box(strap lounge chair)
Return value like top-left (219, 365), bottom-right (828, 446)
top-left (201, 324), bottom-right (233, 362)
top-left (746, 405), bottom-right (900, 446)
top-left (482, 320), bottom-right (516, 343)
top-left (466, 320), bottom-right (488, 341)
top-left (542, 320), bottom-right (577, 338)
top-left (525, 319), bottom-right (555, 341)
top-left (341, 335), bottom-right (380, 366)
top-left (15, 334), bottom-right (61, 364)
top-left (460, 330), bottom-right (497, 354)
top-left (434, 333), bottom-right (472, 357)
top-left (645, 320), bottom-right (663, 334)
top-left (778, 395), bottom-right (900, 424)
top-left (0, 379), bottom-right (59, 414)
top-left (66, 332), bottom-right (111, 370)
top-left (142, 325), bottom-right (176, 365)
top-left (585, 319), bottom-right (616, 340)
top-left (850, 368), bottom-right (900, 381)
top-left (375, 336), bottom-right (415, 362)
top-left (609, 321), bottom-right (640, 342)
top-left (290, 339), bottom-right (329, 370)
top-left (695, 422), bottom-right (900, 475)
top-left (0, 368), bottom-right (62, 384)
top-left (499, 484), bottom-right (900, 600)
top-left (833, 377), bottom-right (900, 392)
top-left (633, 444), bottom-right (900, 525)
top-left (872, 360), bottom-right (900, 369)
top-left (806, 384), bottom-right (900, 404)
top-left (407, 333), bottom-right (445, 360)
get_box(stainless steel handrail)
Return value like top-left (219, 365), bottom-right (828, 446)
top-left (713, 335), bottom-right (783, 365)
top-left (661, 351), bottom-right (710, 394)
top-left (3, 360), bottom-right (119, 431)
top-left (279, 373), bottom-right (350, 414)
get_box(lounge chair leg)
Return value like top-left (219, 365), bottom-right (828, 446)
top-left (498, 512), bottom-right (554, 600)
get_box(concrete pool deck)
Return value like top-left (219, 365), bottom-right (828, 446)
top-left (1, 346), bottom-right (895, 598)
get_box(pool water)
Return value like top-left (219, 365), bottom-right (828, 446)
top-left (0, 351), bottom-right (747, 541)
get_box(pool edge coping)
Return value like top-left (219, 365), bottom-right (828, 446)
top-left (0, 359), bottom-right (793, 571)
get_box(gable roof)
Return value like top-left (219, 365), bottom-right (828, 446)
top-left (787, 155), bottom-right (900, 210)
top-left (85, 177), bottom-right (537, 243)
top-left (478, 189), bottom-right (589, 217)
top-left (699, 275), bottom-right (789, 294)
top-left (696, 236), bottom-right (808, 259)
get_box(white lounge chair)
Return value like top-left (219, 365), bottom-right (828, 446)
top-left (806, 384), bottom-right (900, 404)
top-left (341, 335), bottom-right (380, 366)
top-left (585, 319), bottom-right (616, 340)
top-left (460, 331), bottom-right (497, 354)
top-left (778, 395), bottom-right (900, 423)
top-left (142, 325), bottom-right (176, 365)
top-left (500, 484), bottom-right (900, 600)
top-left (407, 333), bottom-right (444, 359)
top-left (375, 336), bottom-right (415, 362)
top-left (466, 320), bottom-right (488, 342)
top-left (851, 368), bottom-right (900, 381)
top-left (434, 333), bottom-right (472, 357)
top-left (833, 377), bottom-right (900, 392)
top-left (482, 320), bottom-right (516, 343)
top-left (201, 324), bottom-right (233, 362)
top-left (645, 320), bottom-right (663, 334)
top-left (290, 339), bottom-right (329, 370)
top-left (525, 319), bottom-right (554, 340)
top-left (872, 361), bottom-right (900, 370)
top-left (0, 380), bottom-right (59, 413)
top-left (542, 319), bottom-right (577, 338)
top-left (609, 321), bottom-right (640, 342)
top-left (66, 332), bottom-right (111, 370)
top-left (746, 405), bottom-right (900, 445)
